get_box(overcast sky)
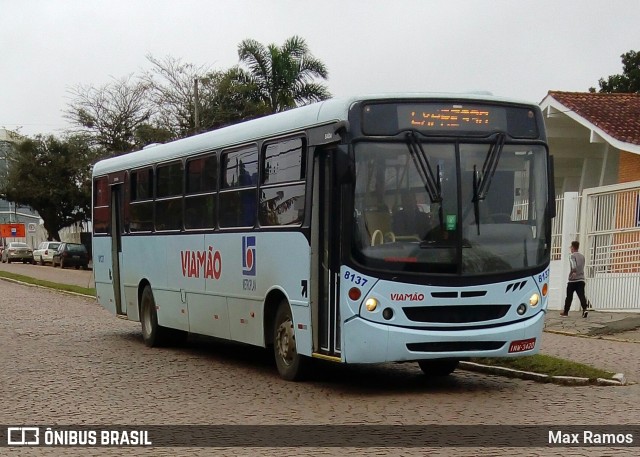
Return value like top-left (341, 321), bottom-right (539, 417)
top-left (1, 0), bottom-right (639, 137)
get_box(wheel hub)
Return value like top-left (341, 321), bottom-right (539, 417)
top-left (276, 319), bottom-right (295, 364)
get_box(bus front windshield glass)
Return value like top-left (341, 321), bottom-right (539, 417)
top-left (351, 141), bottom-right (549, 276)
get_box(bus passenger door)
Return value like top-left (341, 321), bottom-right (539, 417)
top-left (110, 183), bottom-right (125, 316)
top-left (311, 151), bottom-right (341, 358)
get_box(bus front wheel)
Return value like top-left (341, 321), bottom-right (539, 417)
top-left (273, 300), bottom-right (308, 381)
top-left (418, 359), bottom-right (459, 377)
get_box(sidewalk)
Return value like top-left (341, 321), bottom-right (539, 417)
top-left (544, 308), bottom-right (640, 342)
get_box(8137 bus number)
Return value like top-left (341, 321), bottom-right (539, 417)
top-left (537, 269), bottom-right (549, 283)
top-left (344, 271), bottom-right (368, 286)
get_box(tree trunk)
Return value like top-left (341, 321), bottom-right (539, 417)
top-left (43, 224), bottom-right (61, 242)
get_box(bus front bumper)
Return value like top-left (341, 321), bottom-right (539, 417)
top-left (342, 311), bottom-right (545, 363)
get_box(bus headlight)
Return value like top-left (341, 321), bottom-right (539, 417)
top-left (529, 293), bottom-right (540, 307)
top-left (517, 303), bottom-right (527, 315)
top-left (365, 298), bottom-right (378, 312)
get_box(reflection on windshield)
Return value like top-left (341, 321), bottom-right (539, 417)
top-left (352, 141), bottom-right (549, 276)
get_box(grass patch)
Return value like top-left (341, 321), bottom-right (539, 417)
top-left (0, 271), bottom-right (96, 297)
top-left (471, 354), bottom-right (615, 380)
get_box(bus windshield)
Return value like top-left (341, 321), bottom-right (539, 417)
top-left (351, 140), bottom-right (549, 276)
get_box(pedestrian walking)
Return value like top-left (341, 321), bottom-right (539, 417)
top-left (560, 241), bottom-right (589, 318)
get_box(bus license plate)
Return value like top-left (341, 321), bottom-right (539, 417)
top-left (508, 338), bottom-right (536, 353)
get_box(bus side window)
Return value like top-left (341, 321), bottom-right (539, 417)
top-left (259, 138), bottom-right (306, 227)
top-left (185, 154), bottom-right (217, 229)
top-left (93, 177), bottom-right (110, 235)
top-left (155, 161), bottom-right (183, 231)
top-left (219, 146), bottom-right (258, 228)
top-left (129, 167), bottom-right (154, 232)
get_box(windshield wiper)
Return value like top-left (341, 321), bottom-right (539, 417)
top-left (472, 133), bottom-right (506, 234)
top-left (405, 131), bottom-right (442, 204)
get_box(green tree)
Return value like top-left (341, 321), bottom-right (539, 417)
top-left (133, 123), bottom-right (174, 147)
top-left (590, 50), bottom-right (640, 93)
top-left (0, 135), bottom-right (99, 241)
top-left (235, 36), bottom-right (331, 113)
top-left (204, 68), bottom-right (270, 129)
top-left (65, 75), bottom-right (152, 154)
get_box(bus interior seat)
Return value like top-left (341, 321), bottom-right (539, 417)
top-left (363, 198), bottom-right (393, 245)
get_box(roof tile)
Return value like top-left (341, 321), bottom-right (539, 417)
top-left (548, 91), bottom-right (640, 145)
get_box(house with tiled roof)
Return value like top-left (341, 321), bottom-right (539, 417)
top-left (539, 92), bottom-right (640, 312)
top-left (540, 91), bottom-right (640, 193)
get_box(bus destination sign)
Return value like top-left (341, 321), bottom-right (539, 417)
top-left (361, 102), bottom-right (538, 138)
top-left (397, 104), bottom-right (508, 133)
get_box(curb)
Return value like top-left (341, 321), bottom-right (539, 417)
top-left (544, 328), bottom-right (640, 344)
top-left (0, 276), bottom-right (95, 300)
top-left (459, 361), bottom-right (627, 386)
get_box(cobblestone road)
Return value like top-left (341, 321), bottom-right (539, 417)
top-left (1, 280), bottom-right (639, 456)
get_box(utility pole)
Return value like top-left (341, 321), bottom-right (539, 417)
top-left (193, 77), bottom-right (211, 134)
top-left (194, 78), bottom-right (200, 133)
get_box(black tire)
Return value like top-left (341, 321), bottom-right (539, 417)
top-left (418, 359), bottom-right (459, 377)
top-left (140, 285), bottom-right (173, 347)
top-left (273, 300), bottom-right (308, 381)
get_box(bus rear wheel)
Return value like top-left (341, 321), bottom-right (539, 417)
top-left (273, 300), bottom-right (308, 381)
top-left (418, 359), bottom-right (459, 377)
top-left (140, 285), bottom-right (172, 347)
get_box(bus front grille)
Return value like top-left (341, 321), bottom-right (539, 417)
top-left (407, 341), bottom-right (505, 352)
top-left (402, 305), bottom-right (511, 323)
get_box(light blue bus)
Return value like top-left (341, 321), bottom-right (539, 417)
top-left (92, 93), bottom-right (554, 380)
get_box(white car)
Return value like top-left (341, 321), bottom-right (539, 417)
top-left (33, 241), bottom-right (61, 265)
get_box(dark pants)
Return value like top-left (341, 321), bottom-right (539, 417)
top-left (564, 281), bottom-right (588, 314)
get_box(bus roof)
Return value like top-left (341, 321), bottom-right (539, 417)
top-left (92, 92), bottom-right (537, 176)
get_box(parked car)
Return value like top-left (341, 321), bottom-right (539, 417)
top-left (52, 243), bottom-right (89, 269)
top-left (1, 242), bottom-right (34, 264)
top-left (33, 241), bottom-right (62, 265)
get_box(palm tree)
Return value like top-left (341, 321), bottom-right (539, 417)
top-left (236, 36), bottom-right (331, 113)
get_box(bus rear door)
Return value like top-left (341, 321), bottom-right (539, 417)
top-left (108, 182), bottom-right (126, 316)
